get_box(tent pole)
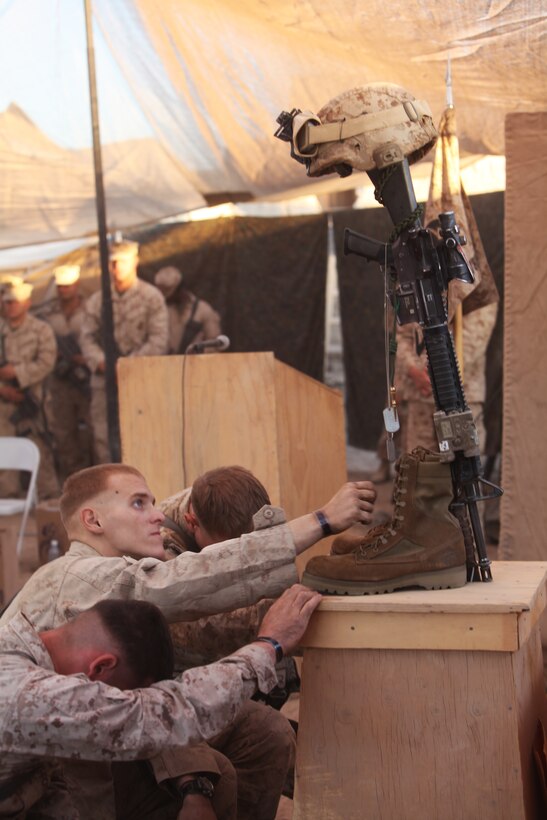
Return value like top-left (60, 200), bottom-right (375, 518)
top-left (83, 0), bottom-right (120, 462)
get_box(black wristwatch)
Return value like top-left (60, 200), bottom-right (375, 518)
top-left (179, 775), bottom-right (215, 802)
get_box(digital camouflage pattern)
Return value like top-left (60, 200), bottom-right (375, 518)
top-left (156, 490), bottom-right (296, 818)
top-left (0, 507), bottom-right (298, 818)
top-left (40, 296), bottom-right (92, 479)
top-left (159, 490), bottom-right (280, 668)
top-left (0, 313), bottom-right (59, 498)
top-left (394, 302), bottom-right (497, 452)
top-left (166, 293), bottom-right (221, 353)
top-left (0, 516), bottom-right (298, 629)
top-left (0, 613), bottom-right (278, 818)
top-left (80, 278), bottom-right (168, 462)
top-left (80, 279), bottom-right (168, 368)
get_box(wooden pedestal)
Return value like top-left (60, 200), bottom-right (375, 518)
top-left (295, 561), bottom-right (547, 820)
top-left (0, 514), bottom-right (36, 607)
top-left (0, 515), bottom-right (20, 607)
top-left (118, 352), bottom-right (347, 568)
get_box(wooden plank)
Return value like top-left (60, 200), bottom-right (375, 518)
top-left (118, 352), bottom-right (281, 504)
top-left (300, 610), bottom-right (521, 652)
top-left (302, 562), bottom-right (547, 614)
top-left (299, 564), bottom-right (547, 651)
top-left (118, 355), bottom-right (185, 502)
top-left (178, 352), bottom-right (280, 500)
top-left (118, 352), bottom-right (349, 540)
top-left (273, 358), bottom-right (347, 572)
top-left (0, 514), bottom-right (35, 607)
top-left (512, 627), bottom-right (547, 820)
top-left (274, 358), bottom-right (346, 520)
top-left (295, 645), bottom-right (529, 820)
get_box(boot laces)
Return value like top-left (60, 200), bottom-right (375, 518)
top-left (358, 458), bottom-right (410, 555)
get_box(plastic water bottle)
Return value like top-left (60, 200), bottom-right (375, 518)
top-left (47, 539), bottom-right (62, 562)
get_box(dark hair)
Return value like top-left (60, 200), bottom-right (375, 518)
top-left (60, 463), bottom-right (144, 526)
top-left (92, 599), bottom-right (174, 684)
top-left (190, 465), bottom-right (271, 540)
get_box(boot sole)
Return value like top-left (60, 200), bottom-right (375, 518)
top-left (301, 564), bottom-right (467, 595)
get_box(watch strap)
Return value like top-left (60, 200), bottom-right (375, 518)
top-left (315, 510), bottom-right (333, 537)
top-left (256, 636), bottom-right (284, 663)
top-left (179, 776), bottom-right (215, 802)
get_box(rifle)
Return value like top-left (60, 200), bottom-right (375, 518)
top-left (344, 159), bottom-right (502, 582)
top-left (54, 333), bottom-right (91, 393)
top-left (0, 328), bottom-right (39, 424)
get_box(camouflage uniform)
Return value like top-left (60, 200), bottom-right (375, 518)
top-left (160, 489), bottom-right (278, 669)
top-left (40, 297), bottom-right (92, 481)
top-left (0, 612), bottom-right (279, 818)
top-left (158, 491), bottom-right (297, 820)
top-left (394, 302), bottom-right (498, 454)
top-left (166, 294), bottom-right (221, 354)
top-left (0, 314), bottom-right (59, 499)
top-left (0, 510), bottom-right (298, 819)
top-left (80, 280), bottom-right (168, 463)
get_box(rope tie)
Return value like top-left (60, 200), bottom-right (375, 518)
top-left (388, 204), bottom-right (424, 243)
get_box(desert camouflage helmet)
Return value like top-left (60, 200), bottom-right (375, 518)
top-left (291, 83), bottom-right (437, 177)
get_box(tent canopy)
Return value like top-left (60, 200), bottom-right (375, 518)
top-left (0, 0), bottom-right (545, 249)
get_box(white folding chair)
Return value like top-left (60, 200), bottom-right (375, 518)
top-left (0, 437), bottom-right (40, 559)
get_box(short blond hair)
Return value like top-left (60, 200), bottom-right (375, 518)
top-left (60, 464), bottom-right (144, 526)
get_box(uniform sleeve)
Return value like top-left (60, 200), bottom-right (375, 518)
top-left (60, 524), bottom-right (299, 624)
top-left (129, 287), bottom-right (168, 357)
top-left (2, 644), bottom-right (278, 764)
top-left (133, 523), bottom-right (297, 622)
top-left (79, 292), bottom-right (105, 372)
top-left (170, 600), bottom-right (272, 670)
top-left (13, 321), bottom-right (57, 389)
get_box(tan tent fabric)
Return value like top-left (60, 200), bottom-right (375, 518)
top-left (0, 1), bottom-right (545, 248)
top-left (500, 112), bottom-right (547, 561)
top-left (0, 104), bottom-right (205, 249)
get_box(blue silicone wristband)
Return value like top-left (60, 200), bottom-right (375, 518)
top-left (315, 510), bottom-right (333, 537)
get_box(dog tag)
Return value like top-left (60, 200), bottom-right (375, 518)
top-left (385, 435), bottom-right (397, 462)
top-left (383, 405), bottom-right (400, 434)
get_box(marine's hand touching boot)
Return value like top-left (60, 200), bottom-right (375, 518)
top-left (321, 481), bottom-right (377, 532)
top-left (256, 584), bottom-right (322, 656)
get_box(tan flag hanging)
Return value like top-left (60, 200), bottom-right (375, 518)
top-left (424, 106), bottom-right (499, 321)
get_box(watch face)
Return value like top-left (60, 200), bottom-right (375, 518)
top-left (181, 776), bottom-right (215, 800)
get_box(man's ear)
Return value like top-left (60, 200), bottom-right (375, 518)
top-left (80, 507), bottom-right (103, 534)
top-left (87, 653), bottom-right (118, 681)
top-left (183, 511), bottom-right (197, 533)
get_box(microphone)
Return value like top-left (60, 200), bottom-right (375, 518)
top-left (185, 335), bottom-right (231, 354)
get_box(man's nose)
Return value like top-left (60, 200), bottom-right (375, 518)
top-left (151, 507), bottom-right (165, 524)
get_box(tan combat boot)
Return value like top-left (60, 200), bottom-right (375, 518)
top-left (302, 448), bottom-right (466, 594)
top-left (331, 448), bottom-right (442, 556)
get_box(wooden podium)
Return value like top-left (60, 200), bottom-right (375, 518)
top-left (294, 562), bottom-right (547, 820)
top-left (118, 352), bottom-right (347, 566)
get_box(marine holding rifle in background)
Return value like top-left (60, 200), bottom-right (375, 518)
top-left (0, 277), bottom-right (59, 499)
top-left (39, 264), bottom-right (93, 482)
top-left (154, 265), bottom-right (222, 354)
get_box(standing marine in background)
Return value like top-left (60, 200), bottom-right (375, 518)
top-left (154, 265), bottom-right (221, 354)
top-left (80, 240), bottom-right (168, 463)
top-left (39, 264), bottom-right (92, 481)
top-left (0, 277), bottom-right (59, 499)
